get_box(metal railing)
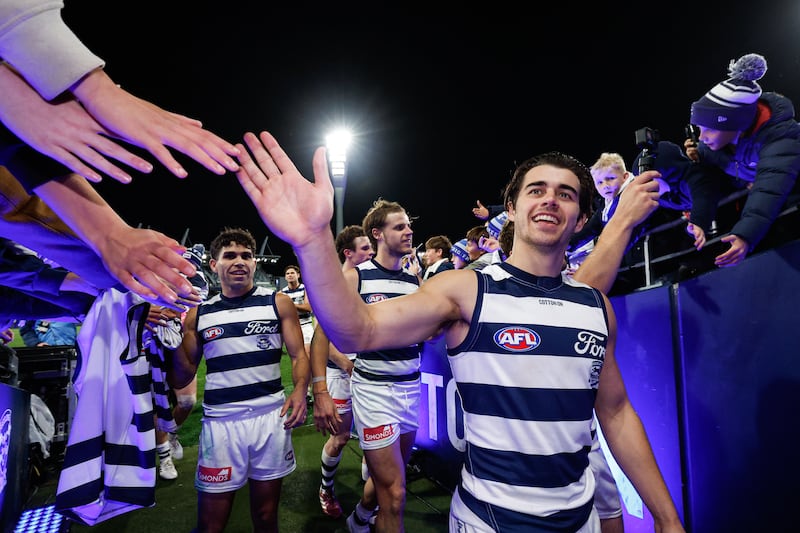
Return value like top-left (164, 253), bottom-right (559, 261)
top-left (617, 189), bottom-right (799, 288)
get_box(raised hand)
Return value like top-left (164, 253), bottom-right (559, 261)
top-left (235, 131), bottom-right (334, 247)
top-left (614, 172), bottom-right (661, 227)
top-left (0, 63), bottom-right (152, 183)
top-left (683, 138), bottom-right (700, 162)
top-left (72, 69), bottom-right (241, 179)
top-left (472, 200), bottom-right (489, 220)
top-left (96, 225), bottom-right (202, 311)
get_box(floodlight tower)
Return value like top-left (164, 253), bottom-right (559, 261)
top-left (326, 129), bottom-right (352, 235)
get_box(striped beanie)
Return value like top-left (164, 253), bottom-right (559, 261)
top-left (690, 53), bottom-right (767, 132)
top-left (487, 211), bottom-right (508, 240)
top-left (451, 238), bottom-right (470, 263)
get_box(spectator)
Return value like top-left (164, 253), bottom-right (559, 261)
top-left (19, 319), bottom-right (76, 347)
top-left (168, 227), bottom-right (309, 532)
top-left (421, 235), bottom-right (455, 280)
top-left (480, 211), bottom-right (509, 264)
top-left (0, 0), bottom-right (237, 308)
top-left (684, 52), bottom-right (800, 267)
top-left (0, 164), bottom-right (202, 310)
top-left (234, 132), bottom-right (685, 532)
top-left (471, 199), bottom-right (504, 221)
top-left (567, 153), bottom-right (630, 272)
top-left (568, 148), bottom-right (694, 274)
top-left (463, 224), bottom-right (493, 271)
top-left (451, 238), bottom-right (471, 269)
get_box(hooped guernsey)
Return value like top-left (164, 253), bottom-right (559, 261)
top-left (196, 286), bottom-right (286, 418)
top-left (280, 282), bottom-right (313, 326)
top-left (352, 259), bottom-right (421, 383)
top-left (450, 262), bottom-right (610, 530)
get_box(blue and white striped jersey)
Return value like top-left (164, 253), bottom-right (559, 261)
top-left (280, 283), bottom-right (313, 325)
top-left (449, 262), bottom-right (609, 530)
top-left (197, 286), bottom-right (286, 418)
top-left (352, 259), bottom-right (421, 383)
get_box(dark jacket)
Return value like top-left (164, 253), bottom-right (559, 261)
top-left (689, 92), bottom-right (800, 248)
top-left (423, 259), bottom-right (454, 280)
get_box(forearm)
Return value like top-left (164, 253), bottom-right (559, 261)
top-left (329, 350), bottom-right (352, 372)
top-left (309, 327), bottom-right (330, 387)
top-left (602, 405), bottom-right (683, 529)
top-left (0, 240), bottom-right (67, 294)
top-left (32, 173), bottom-right (128, 258)
top-left (0, 286), bottom-right (91, 322)
top-left (291, 354), bottom-right (311, 394)
top-left (166, 346), bottom-right (198, 390)
top-left (0, 1), bottom-right (104, 100)
top-left (573, 216), bottom-right (634, 293)
top-left (295, 302), bottom-right (312, 314)
top-left (68, 67), bottom-right (116, 106)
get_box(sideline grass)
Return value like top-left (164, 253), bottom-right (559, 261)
top-left (22, 350), bottom-right (451, 532)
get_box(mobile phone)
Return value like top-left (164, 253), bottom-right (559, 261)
top-left (685, 124), bottom-right (699, 146)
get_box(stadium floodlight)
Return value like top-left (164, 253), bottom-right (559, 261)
top-left (326, 129), bottom-right (352, 235)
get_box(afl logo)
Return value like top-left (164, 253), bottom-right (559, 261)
top-left (366, 294), bottom-right (387, 304)
top-left (203, 326), bottom-right (224, 340)
top-left (493, 327), bottom-right (541, 352)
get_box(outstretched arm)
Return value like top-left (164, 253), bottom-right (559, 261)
top-left (71, 68), bottom-right (240, 180)
top-left (0, 63), bottom-right (153, 183)
top-left (0, 63), bottom-right (241, 184)
top-left (235, 131), bottom-right (463, 352)
top-left (34, 174), bottom-right (199, 309)
top-left (235, 131), bottom-right (356, 347)
top-left (574, 172), bottom-right (661, 293)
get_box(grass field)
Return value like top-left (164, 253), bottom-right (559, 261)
top-left (17, 340), bottom-right (452, 532)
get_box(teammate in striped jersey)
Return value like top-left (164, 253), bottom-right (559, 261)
top-left (311, 225), bottom-right (374, 518)
top-left (235, 131), bottom-right (684, 533)
top-left (168, 227), bottom-right (310, 533)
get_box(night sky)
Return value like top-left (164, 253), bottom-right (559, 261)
top-left (62, 2), bottom-right (800, 273)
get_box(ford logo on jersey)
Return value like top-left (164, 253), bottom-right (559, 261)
top-left (493, 327), bottom-right (541, 352)
top-left (203, 326), bottom-right (224, 340)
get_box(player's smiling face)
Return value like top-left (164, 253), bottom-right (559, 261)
top-left (211, 243), bottom-right (256, 294)
top-left (510, 165), bottom-right (585, 249)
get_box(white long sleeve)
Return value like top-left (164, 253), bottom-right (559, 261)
top-left (0, 0), bottom-right (104, 100)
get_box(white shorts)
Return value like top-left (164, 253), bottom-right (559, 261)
top-left (351, 378), bottom-right (420, 451)
top-left (449, 485), bottom-right (600, 532)
top-left (300, 321), bottom-right (314, 345)
top-left (326, 371), bottom-right (353, 415)
top-left (195, 408), bottom-right (296, 493)
top-left (590, 442), bottom-right (623, 519)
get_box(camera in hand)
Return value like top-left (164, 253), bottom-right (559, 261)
top-left (634, 127), bottom-right (660, 174)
